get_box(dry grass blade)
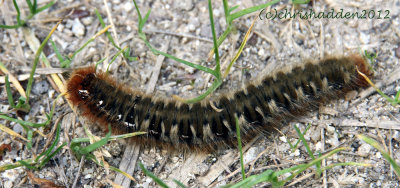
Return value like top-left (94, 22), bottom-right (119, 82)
top-left (0, 123), bottom-right (28, 141)
top-left (27, 171), bottom-right (66, 188)
top-left (0, 64), bottom-right (27, 98)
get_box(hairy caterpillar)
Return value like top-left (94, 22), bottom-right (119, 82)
top-left (66, 55), bottom-right (372, 150)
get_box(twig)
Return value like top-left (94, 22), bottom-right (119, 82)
top-left (146, 36), bottom-right (170, 93)
top-left (72, 155), bottom-right (85, 188)
top-left (114, 141), bottom-right (140, 187)
top-left (143, 29), bottom-right (213, 43)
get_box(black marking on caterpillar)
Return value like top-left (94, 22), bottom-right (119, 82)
top-left (66, 55), bottom-right (372, 151)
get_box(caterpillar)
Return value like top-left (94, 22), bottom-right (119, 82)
top-left (66, 55), bottom-right (373, 151)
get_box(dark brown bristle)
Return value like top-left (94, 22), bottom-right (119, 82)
top-left (65, 55), bottom-right (373, 152)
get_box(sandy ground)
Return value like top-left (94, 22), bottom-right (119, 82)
top-left (0, 0), bottom-right (400, 187)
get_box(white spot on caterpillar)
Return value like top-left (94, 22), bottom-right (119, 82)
top-left (150, 130), bottom-right (159, 135)
top-left (310, 81), bottom-right (317, 94)
top-left (160, 122), bottom-right (168, 142)
top-left (283, 93), bottom-right (291, 104)
top-left (203, 123), bottom-right (214, 142)
top-left (78, 90), bottom-right (89, 98)
top-left (78, 90), bottom-right (88, 94)
top-left (344, 72), bottom-right (351, 83)
top-left (170, 124), bottom-right (179, 143)
top-left (295, 87), bottom-right (305, 100)
top-left (134, 116), bottom-right (139, 128)
top-left (123, 121), bottom-right (136, 129)
top-left (255, 107), bottom-right (265, 119)
top-left (190, 125), bottom-right (202, 144)
top-left (96, 100), bottom-right (103, 107)
top-left (268, 100), bottom-right (279, 113)
top-left (322, 77), bottom-right (329, 92)
top-left (141, 119), bottom-right (150, 131)
top-left (222, 120), bottom-right (232, 132)
top-left (181, 135), bottom-right (189, 138)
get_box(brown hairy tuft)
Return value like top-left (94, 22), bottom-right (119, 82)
top-left (349, 54), bottom-right (374, 87)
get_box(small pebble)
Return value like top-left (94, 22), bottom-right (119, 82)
top-left (327, 134), bottom-right (340, 147)
top-left (290, 149), bottom-right (300, 157)
top-left (81, 17), bottom-right (93, 26)
top-left (357, 142), bottom-right (373, 157)
top-left (4, 181), bottom-right (12, 188)
top-left (310, 128), bottom-right (321, 142)
top-left (174, 0), bottom-right (193, 11)
top-left (326, 125), bottom-right (336, 134)
top-left (32, 80), bottom-right (49, 95)
top-left (84, 174), bottom-right (92, 179)
top-left (243, 147), bottom-right (258, 164)
top-left (13, 124), bottom-right (24, 134)
top-left (279, 136), bottom-right (287, 142)
top-left (395, 44), bottom-right (400, 59)
top-left (72, 18), bottom-right (85, 37)
top-left (315, 142), bottom-right (323, 151)
top-left (0, 105), bottom-right (9, 113)
top-left (359, 32), bottom-right (370, 44)
top-left (123, 1), bottom-right (133, 12)
top-left (376, 152), bottom-right (382, 159)
top-left (393, 131), bottom-right (400, 141)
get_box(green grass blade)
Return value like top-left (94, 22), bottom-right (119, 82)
top-left (358, 134), bottom-right (400, 179)
top-left (38, 142), bottom-right (67, 168)
top-left (139, 162), bottom-right (169, 188)
top-left (5, 75), bottom-right (16, 108)
top-left (35, 1), bottom-right (55, 14)
top-left (228, 0), bottom-right (280, 23)
top-left (36, 122), bottom-right (61, 162)
top-left (228, 5), bottom-right (240, 14)
top-left (288, 124), bottom-right (311, 151)
top-left (208, 25), bottom-right (233, 59)
top-left (183, 79), bottom-right (222, 103)
top-left (71, 132), bottom-right (147, 145)
top-left (0, 24), bottom-right (21, 29)
top-left (281, 147), bottom-right (347, 185)
top-left (0, 161), bottom-right (25, 172)
top-left (108, 165), bottom-right (137, 183)
top-left (292, 0), bottom-right (311, 4)
top-left (95, 57), bottom-right (107, 69)
top-left (27, 129), bottom-right (33, 149)
top-left (140, 9), bottom-right (151, 32)
top-left (18, 159), bottom-right (36, 170)
top-left (50, 40), bottom-right (65, 62)
top-left (223, 18), bottom-right (254, 78)
top-left (132, 0), bottom-right (143, 21)
top-left (78, 126), bottom-right (112, 155)
top-left (25, 0), bottom-right (34, 13)
top-left (14, 0), bottom-right (22, 25)
top-left (294, 124), bottom-right (321, 176)
top-left (293, 124), bottom-right (314, 158)
top-left (149, 46), bottom-right (216, 76)
top-left (106, 46), bottom-right (128, 73)
top-left (229, 169), bottom-right (278, 188)
top-left (395, 89), bottom-right (400, 102)
top-left (173, 180), bottom-right (186, 188)
top-left (0, 114), bottom-right (49, 128)
top-left (33, 0), bottom-right (38, 13)
top-left (321, 162), bottom-right (372, 172)
top-left (208, 0), bottom-right (221, 78)
top-left (235, 116), bottom-right (246, 180)
top-left (95, 9), bottom-right (121, 51)
top-left (25, 21), bottom-right (60, 106)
